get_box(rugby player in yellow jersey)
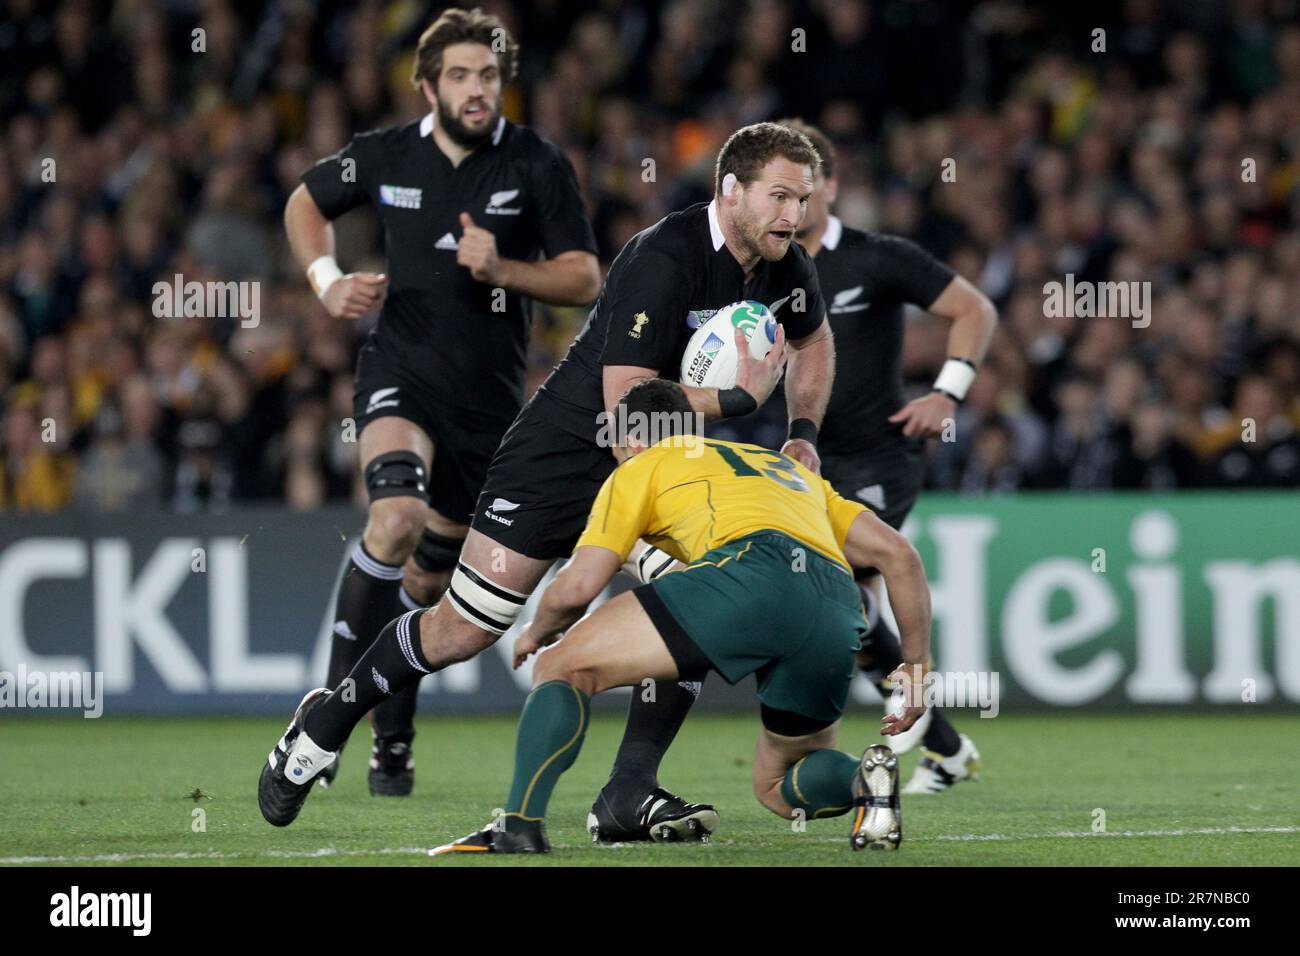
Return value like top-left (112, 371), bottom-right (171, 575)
top-left (430, 379), bottom-right (933, 856)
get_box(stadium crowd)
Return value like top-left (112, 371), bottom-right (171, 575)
top-left (1, 0), bottom-right (1298, 513)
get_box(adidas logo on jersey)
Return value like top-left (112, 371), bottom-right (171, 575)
top-left (856, 483), bottom-right (887, 510)
top-left (366, 387), bottom-right (400, 414)
top-left (831, 285), bottom-right (871, 314)
top-left (485, 188), bottom-right (522, 215)
top-left (435, 232), bottom-right (459, 250)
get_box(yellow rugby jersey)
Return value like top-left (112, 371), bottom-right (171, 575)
top-left (576, 436), bottom-right (869, 569)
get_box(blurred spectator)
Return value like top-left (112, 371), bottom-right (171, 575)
top-left (957, 417), bottom-right (1030, 493)
top-left (1197, 373), bottom-right (1300, 486)
top-left (1112, 401), bottom-right (1199, 489)
top-left (1, 0), bottom-right (1298, 514)
top-left (1, 393), bottom-right (75, 510)
top-left (71, 374), bottom-right (163, 510)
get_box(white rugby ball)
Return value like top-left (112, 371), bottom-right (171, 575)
top-left (679, 300), bottom-right (778, 389)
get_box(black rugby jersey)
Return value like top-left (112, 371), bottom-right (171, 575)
top-left (536, 200), bottom-right (826, 442)
top-left (302, 113), bottom-right (596, 422)
top-left (812, 216), bottom-right (954, 455)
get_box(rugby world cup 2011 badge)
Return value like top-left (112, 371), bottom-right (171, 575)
top-left (685, 331), bottom-right (726, 381)
top-left (379, 185), bottom-right (422, 209)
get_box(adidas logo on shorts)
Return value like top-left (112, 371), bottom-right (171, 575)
top-left (856, 484), bottom-right (886, 510)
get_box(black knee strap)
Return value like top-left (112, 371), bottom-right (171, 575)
top-left (413, 527), bottom-right (463, 572)
top-left (760, 704), bottom-right (835, 736)
top-left (364, 451), bottom-right (428, 503)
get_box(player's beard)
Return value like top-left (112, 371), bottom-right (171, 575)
top-left (736, 198), bottom-right (790, 262)
top-left (436, 93), bottom-right (499, 148)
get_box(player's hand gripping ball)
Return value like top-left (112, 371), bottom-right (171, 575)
top-left (679, 300), bottom-right (778, 390)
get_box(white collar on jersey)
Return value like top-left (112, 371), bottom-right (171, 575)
top-left (821, 214), bottom-right (843, 251)
top-left (418, 111), bottom-right (506, 145)
top-left (707, 198), bottom-right (726, 251)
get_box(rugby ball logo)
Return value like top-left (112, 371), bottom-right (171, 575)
top-left (679, 300), bottom-right (777, 389)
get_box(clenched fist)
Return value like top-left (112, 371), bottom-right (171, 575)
top-left (321, 272), bottom-right (387, 320)
top-left (457, 212), bottom-right (501, 284)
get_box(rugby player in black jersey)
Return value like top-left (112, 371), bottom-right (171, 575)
top-left (283, 8), bottom-right (598, 796)
top-left (781, 119), bottom-right (998, 792)
top-left (260, 123), bottom-right (838, 839)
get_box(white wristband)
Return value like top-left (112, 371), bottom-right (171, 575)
top-left (306, 256), bottom-right (345, 300)
top-left (933, 358), bottom-right (977, 402)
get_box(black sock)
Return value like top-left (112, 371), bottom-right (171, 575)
top-left (856, 578), bottom-right (899, 666)
top-left (372, 586), bottom-right (425, 740)
top-left (601, 675), bottom-right (705, 804)
top-left (307, 608), bottom-right (434, 752)
top-left (922, 708), bottom-right (961, 757)
top-left (326, 543), bottom-right (405, 690)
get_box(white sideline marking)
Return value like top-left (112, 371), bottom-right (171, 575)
top-left (0, 847), bottom-right (432, 864)
top-left (922, 825), bottom-right (1300, 843)
top-left (2, 825), bottom-right (1296, 864)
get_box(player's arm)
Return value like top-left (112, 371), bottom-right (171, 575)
top-left (601, 326), bottom-right (787, 428)
top-left (781, 316), bottom-right (834, 473)
top-left (287, 156), bottom-right (387, 320)
top-left (931, 275), bottom-right (997, 366)
top-left (841, 511), bottom-right (930, 668)
top-left (457, 143), bottom-right (601, 306)
top-left (598, 241), bottom-right (787, 427)
top-left (778, 253), bottom-right (833, 472)
top-left (514, 456), bottom-right (656, 666)
top-left (457, 214), bottom-right (600, 306)
top-left (889, 272), bottom-right (998, 438)
top-left (832, 491), bottom-right (932, 734)
top-left (513, 545), bottom-right (624, 668)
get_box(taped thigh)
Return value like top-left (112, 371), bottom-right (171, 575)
top-left (445, 560), bottom-right (530, 635)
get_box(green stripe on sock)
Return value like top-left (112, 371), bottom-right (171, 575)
top-left (505, 680), bottom-right (591, 820)
top-left (780, 748), bottom-right (858, 819)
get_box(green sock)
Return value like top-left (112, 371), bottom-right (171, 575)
top-left (780, 749), bottom-right (859, 819)
top-left (504, 680), bottom-right (591, 823)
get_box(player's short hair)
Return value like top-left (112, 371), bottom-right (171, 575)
top-left (615, 379), bottom-right (698, 444)
top-left (715, 122), bottom-right (821, 196)
top-left (411, 7), bottom-right (519, 89)
top-left (776, 118), bottom-right (835, 180)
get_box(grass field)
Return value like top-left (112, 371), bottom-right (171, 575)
top-left (1, 711), bottom-right (1296, 867)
